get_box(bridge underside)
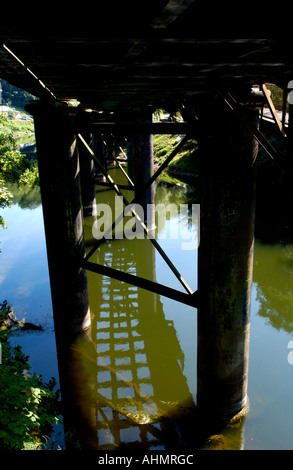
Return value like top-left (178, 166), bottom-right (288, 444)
top-left (1, 1), bottom-right (293, 444)
top-left (0, 2), bottom-right (292, 114)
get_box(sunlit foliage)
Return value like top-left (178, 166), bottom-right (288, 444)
top-left (0, 113), bottom-right (39, 228)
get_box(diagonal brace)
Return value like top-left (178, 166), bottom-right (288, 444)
top-left (85, 135), bottom-right (191, 260)
top-left (97, 134), bottom-right (135, 187)
top-left (78, 133), bottom-right (194, 295)
top-left (142, 134), bottom-right (190, 193)
top-left (220, 90), bottom-right (284, 169)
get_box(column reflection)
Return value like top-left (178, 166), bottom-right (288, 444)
top-left (66, 178), bottom-right (246, 450)
top-left (87, 236), bottom-right (195, 450)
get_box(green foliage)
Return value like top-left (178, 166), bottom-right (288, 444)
top-left (265, 83), bottom-right (288, 112)
top-left (167, 138), bottom-right (198, 174)
top-left (153, 134), bottom-right (199, 175)
top-left (152, 109), bottom-right (165, 122)
top-left (153, 134), bottom-right (180, 162)
top-left (5, 182), bottom-right (42, 210)
top-left (0, 113), bottom-right (39, 228)
top-left (10, 119), bottom-right (35, 135)
top-left (0, 301), bottom-right (61, 450)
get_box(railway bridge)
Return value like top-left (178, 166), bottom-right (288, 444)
top-left (1, 1), bottom-right (293, 446)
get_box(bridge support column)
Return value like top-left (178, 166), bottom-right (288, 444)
top-left (92, 133), bottom-right (106, 181)
top-left (26, 100), bottom-right (91, 337)
top-left (126, 111), bottom-right (154, 221)
top-left (197, 92), bottom-right (259, 422)
top-left (79, 132), bottom-right (97, 217)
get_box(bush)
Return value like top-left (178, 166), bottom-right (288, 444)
top-left (0, 301), bottom-right (61, 450)
top-left (0, 113), bottom-right (39, 228)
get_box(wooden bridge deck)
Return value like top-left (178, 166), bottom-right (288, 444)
top-left (0, 1), bottom-right (292, 114)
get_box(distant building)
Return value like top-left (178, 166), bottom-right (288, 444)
top-left (0, 105), bottom-right (13, 113)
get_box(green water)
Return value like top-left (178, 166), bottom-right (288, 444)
top-left (1, 167), bottom-right (293, 449)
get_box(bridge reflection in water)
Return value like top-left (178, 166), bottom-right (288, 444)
top-left (70, 233), bottom-right (194, 450)
top-left (60, 180), bottom-right (246, 450)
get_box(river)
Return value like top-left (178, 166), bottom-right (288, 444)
top-left (1, 149), bottom-right (293, 450)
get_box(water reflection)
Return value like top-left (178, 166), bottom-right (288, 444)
top-left (38, 206), bottom-right (293, 450)
top-left (70, 234), bottom-right (196, 450)
top-left (7, 164), bottom-right (289, 451)
top-left (58, 172), bottom-right (250, 450)
top-left (253, 243), bottom-right (293, 333)
top-left (7, 164), bottom-right (293, 449)
top-left (5, 182), bottom-right (41, 209)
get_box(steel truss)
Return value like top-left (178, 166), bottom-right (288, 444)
top-left (77, 128), bottom-right (198, 308)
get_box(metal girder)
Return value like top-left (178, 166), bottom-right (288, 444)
top-left (142, 134), bottom-right (190, 192)
top-left (96, 133), bottom-right (135, 187)
top-left (95, 181), bottom-right (134, 191)
top-left (81, 259), bottom-right (198, 308)
top-left (78, 132), bottom-right (196, 303)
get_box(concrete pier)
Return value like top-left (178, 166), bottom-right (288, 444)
top-left (126, 111), bottom-right (154, 226)
top-left (79, 131), bottom-right (97, 217)
top-left (196, 91), bottom-right (259, 421)
top-left (26, 100), bottom-right (91, 337)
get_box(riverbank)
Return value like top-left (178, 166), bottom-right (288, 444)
top-left (153, 133), bottom-right (199, 186)
top-left (10, 117), bottom-right (34, 136)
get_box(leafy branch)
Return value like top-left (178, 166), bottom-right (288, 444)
top-left (0, 113), bottom-right (39, 228)
top-left (0, 301), bottom-right (61, 450)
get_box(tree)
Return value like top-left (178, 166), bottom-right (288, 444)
top-left (0, 301), bottom-right (61, 450)
top-left (1, 78), bottom-right (35, 110)
top-left (0, 113), bottom-right (39, 228)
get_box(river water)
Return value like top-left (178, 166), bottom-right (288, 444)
top-left (1, 156), bottom-right (293, 450)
